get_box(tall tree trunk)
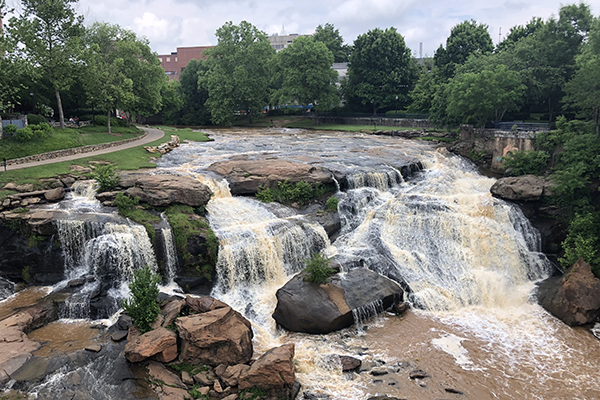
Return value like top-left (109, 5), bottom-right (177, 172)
top-left (107, 108), bottom-right (111, 135)
top-left (54, 86), bottom-right (65, 129)
top-left (315, 110), bottom-right (320, 125)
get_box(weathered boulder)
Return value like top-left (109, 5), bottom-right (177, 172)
top-left (272, 268), bottom-right (403, 334)
top-left (124, 327), bottom-right (177, 363)
top-left (0, 312), bottom-right (41, 380)
top-left (537, 258), bottom-right (600, 326)
top-left (186, 296), bottom-right (228, 313)
top-left (238, 344), bottom-right (295, 392)
top-left (160, 298), bottom-right (185, 328)
top-left (44, 187), bottom-right (64, 202)
top-left (490, 175), bottom-right (546, 201)
top-left (125, 174), bottom-right (212, 207)
top-left (207, 159), bottom-right (334, 196)
top-left (176, 305), bottom-right (253, 366)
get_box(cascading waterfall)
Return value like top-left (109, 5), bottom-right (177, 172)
top-left (159, 213), bottom-right (179, 282)
top-left (346, 169), bottom-right (404, 191)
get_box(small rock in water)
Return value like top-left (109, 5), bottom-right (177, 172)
top-left (111, 331), bottom-right (128, 342)
top-left (370, 367), bottom-right (389, 376)
top-left (85, 344), bottom-right (102, 352)
top-left (67, 278), bottom-right (86, 287)
top-left (445, 388), bottom-right (465, 395)
top-left (372, 379), bottom-right (384, 383)
top-left (303, 392), bottom-right (330, 400)
top-left (409, 369), bottom-right (429, 379)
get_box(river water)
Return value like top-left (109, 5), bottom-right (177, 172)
top-left (154, 128), bottom-right (600, 400)
top-left (3, 128), bottom-right (599, 399)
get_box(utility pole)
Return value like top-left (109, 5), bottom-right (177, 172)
top-left (499, 27), bottom-right (502, 45)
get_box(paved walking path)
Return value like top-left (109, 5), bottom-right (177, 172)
top-left (4, 126), bottom-right (165, 171)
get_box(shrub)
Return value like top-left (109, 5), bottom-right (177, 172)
top-left (2, 124), bottom-right (18, 137)
top-left (559, 212), bottom-right (600, 277)
top-left (30, 122), bottom-right (53, 139)
top-left (303, 252), bottom-right (335, 284)
top-left (502, 150), bottom-right (550, 176)
top-left (93, 164), bottom-right (120, 192)
top-left (15, 127), bottom-right (34, 142)
top-left (27, 114), bottom-right (47, 125)
top-left (326, 197), bottom-right (338, 212)
top-left (255, 180), bottom-right (333, 206)
top-left (121, 265), bottom-right (161, 333)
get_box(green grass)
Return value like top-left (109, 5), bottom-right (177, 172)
top-left (0, 127), bottom-right (211, 188)
top-left (1, 126), bottom-right (143, 160)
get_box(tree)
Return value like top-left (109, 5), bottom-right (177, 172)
top-left (313, 23), bottom-right (350, 63)
top-left (434, 20), bottom-right (493, 80)
top-left (345, 27), bottom-right (417, 115)
top-left (84, 23), bottom-right (165, 133)
top-left (270, 36), bottom-right (338, 124)
top-left (564, 18), bottom-right (600, 133)
top-left (445, 63), bottom-right (525, 127)
top-left (201, 21), bottom-right (274, 125)
top-left (178, 59), bottom-right (211, 125)
top-left (496, 17), bottom-right (544, 52)
top-left (8, 0), bottom-right (84, 129)
top-left (121, 265), bottom-right (160, 334)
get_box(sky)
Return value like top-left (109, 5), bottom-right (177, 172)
top-left (6, 0), bottom-right (600, 57)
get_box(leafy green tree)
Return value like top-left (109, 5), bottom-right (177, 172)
top-left (7, 0), bottom-right (84, 129)
top-left (564, 18), bottom-right (600, 133)
top-left (434, 20), bottom-right (494, 80)
top-left (270, 36), bottom-right (338, 124)
top-left (502, 150), bottom-right (550, 176)
top-left (178, 59), bottom-right (211, 125)
top-left (313, 23), bottom-right (350, 63)
top-left (445, 63), bottom-right (525, 126)
top-left (496, 17), bottom-right (545, 52)
top-left (121, 265), bottom-right (161, 333)
top-left (345, 27), bottom-right (416, 115)
top-left (201, 21), bottom-right (274, 125)
top-left (407, 59), bottom-right (439, 113)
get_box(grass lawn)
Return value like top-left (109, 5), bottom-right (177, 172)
top-left (0, 126), bottom-right (211, 194)
top-left (1, 125), bottom-right (143, 160)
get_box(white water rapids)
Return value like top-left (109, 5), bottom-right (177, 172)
top-left (153, 129), bottom-right (600, 400)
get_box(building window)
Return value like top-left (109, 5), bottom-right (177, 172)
top-left (175, 57), bottom-right (178, 62)
top-left (166, 57), bottom-right (171, 62)
top-left (158, 57), bottom-right (163, 62)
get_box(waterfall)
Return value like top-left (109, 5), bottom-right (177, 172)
top-left (159, 213), bottom-right (179, 282)
top-left (346, 169), bottom-right (403, 190)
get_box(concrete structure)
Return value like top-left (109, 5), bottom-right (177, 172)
top-left (157, 46), bottom-right (212, 81)
top-left (268, 33), bottom-right (312, 51)
top-left (333, 63), bottom-right (348, 81)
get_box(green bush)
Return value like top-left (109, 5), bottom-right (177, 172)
top-left (121, 265), bottom-right (161, 333)
top-left (559, 212), bottom-right (600, 277)
top-left (115, 193), bottom-right (160, 242)
top-left (256, 180), bottom-right (333, 206)
top-left (93, 164), bottom-right (120, 192)
top-left (2, 124), bottom-right (18, 136)
top-left (326, 196), bottom-right (338, 212)
top-left (27, 114), bottom-right (47, 125)
top-left (94, 115), bottom-right (129, 128)
top-left (30, 123), bottom-right (53, 139)
top-left (303, 252), bottom-right (335, 284)
top-left (502, 150), bottom-right (550, 176)
top-left (15, 127), bottom-right (34, 142)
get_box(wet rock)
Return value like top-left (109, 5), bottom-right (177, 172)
top-left (335, 355), bottom-right (361, 372)
top-left (148, 361), bottom-right (187, 389)
top-left (207, 159), bottom-right (334, 196)
top-left (10, 355), bottom-right (49, 382)
top-left (409, 369), bottom-right (430, 379)
top-left (272, 268), bottom-right (403, 334)
top-left (303, 392), bottom-right (331, 400)
top-left (490, 175), bottom-right (546, 201)
top-left (111, 331), bottom-right (128, 342)
top-left (186, 295), bottom-right (228, 314)
top-left (238, 344), bottom-right (295, 390)
top-left (125, 174), bottom-right (212, 207)
top-left (221, 363), bottom-right (251, 387)
top-left (161, 299), bottom-right (185, 328)
top-left (95, 191), bottom-right (120, 202)
top-left (390, 301), bottom-right (409, 315)
top-left (176, 305), bottom-right (253, 366)
top-left (124, 327), bottom-right (177, 363)
top-left (85, 344), bottom-right (102, 352)
top-left (370, 367), bottom-right (389, 376)
top-left (117, 314), bottom-right (134, 331)
top-left (0, 276), bottom-right (15, 301)
top-left (367, 397), bottom-right (405, 400)
top-left (445, 388), bottom-right (465, 395)
top-left (537, 258), bottom-right (600, 326)
top-left (68, 278), bottom-right (86, 287)
top-left (44, 187), bottom-right (64, 202)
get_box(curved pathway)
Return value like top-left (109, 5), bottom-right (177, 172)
top-left (5, 127), bottom-right (165, 171)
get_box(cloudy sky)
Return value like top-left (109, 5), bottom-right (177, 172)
top-left (7, 0), bottom-right (600, 56)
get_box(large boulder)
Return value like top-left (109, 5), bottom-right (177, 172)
top-left (125, 174), bottom-right (212, 207)
top-left (207, 159), bottom-right (334, 195)
top-left (0, 312), bottom-right (41, 382)
top-left (490, 175), bottom-right (546, 202)
top-left (537, 258), bottom-right (600, 326)
top-left (176, 305), bottom-right (253, 366)
top-left (272, 268), bottom-right (403, 334)
top-left (124, 327), bottom-right (178, 363)
top-left (238, 344), bottom-right (295, 395)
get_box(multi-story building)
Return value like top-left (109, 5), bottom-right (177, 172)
top-left (157, 46), bottom-right (212, 81)
top-left (268, 33), bottom-right (312, 52)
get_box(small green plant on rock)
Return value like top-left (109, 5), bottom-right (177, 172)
top-left (326, 196), bottom-right (338, 212)
top-left (93, 164), bottom-right (120, 193)
top-left (238, 387), bottom-right (267, 400)
top-left (121, 265), bottom-right (160, 333)
top-left (188, 385), bottom-right (208, 400)
top-left (115, 193), bottom-right (160, 242)
top-left (21, 266), bottom-right (31, 283)
top-left (303, 252), bottom-right (335, 284)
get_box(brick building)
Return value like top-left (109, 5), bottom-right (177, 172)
top-left (157, 46), bottom-right (212, 81)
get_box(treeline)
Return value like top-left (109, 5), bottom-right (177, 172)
top-left (1, 0), bottom-right (598, 133)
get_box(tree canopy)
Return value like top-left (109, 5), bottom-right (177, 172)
top-left (313, 23), bottom-right (350, 63)
top-left (345, 27), bottom-right (416, 115)
top-left (201, 21), bottom-right (274, 125)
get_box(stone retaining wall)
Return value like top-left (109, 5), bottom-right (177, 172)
top-left (308, 116), bottom-right (432, 129)
top-left (6, 132), bottom-right (148, 166)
